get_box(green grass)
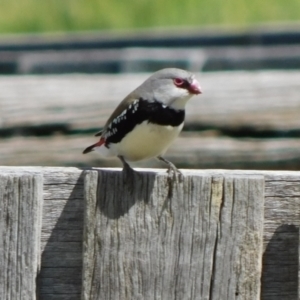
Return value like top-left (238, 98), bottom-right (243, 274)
top-left (0, 0), bottom-right (300, 34)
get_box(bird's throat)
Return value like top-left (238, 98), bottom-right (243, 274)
top-left (168, 94), bottom-right (193, 110)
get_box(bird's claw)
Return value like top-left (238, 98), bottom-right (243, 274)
top-left (166, 166), bottom-right (183, 183)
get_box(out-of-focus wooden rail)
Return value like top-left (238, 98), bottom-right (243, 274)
top-left (1, 71), bottom-right (300, 169)
top-left (1, 27), bottom-right (300, 74)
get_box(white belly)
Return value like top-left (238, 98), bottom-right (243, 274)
top-left (111, 121), bottom-right (184, 162)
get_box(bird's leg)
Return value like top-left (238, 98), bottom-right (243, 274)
top-left (118, 155), bottom-right (134, 173)
top-left (157, 156), bottom-right (183, 214)
top-left (157, 156), bottom-right (183, 181)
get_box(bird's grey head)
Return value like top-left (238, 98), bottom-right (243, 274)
top-left (136, 68), bottom-right (202, 110)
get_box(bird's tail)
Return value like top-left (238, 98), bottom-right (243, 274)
top-left (82, 139), bottom-right (105, 154)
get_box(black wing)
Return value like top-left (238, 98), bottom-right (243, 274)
top-left (103, 98), bottom-right (185, 146)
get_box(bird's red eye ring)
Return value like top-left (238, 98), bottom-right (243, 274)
top-left (173, 78), bottom-right (184, 86)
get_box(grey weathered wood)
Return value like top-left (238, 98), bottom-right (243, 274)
top-left (8, 44), bottom-right (300, 74)
top-left (0, 173), bottom-right (43, 300)
top-left (0, 72), bottom-right (300, 131)
top-left (2, 135), bottom-right (300, 170)
top-left (82, 170), bottom-right (264, 300)
top-left (262, 176), bottom-right (300, 300)
top-left (39, 167), bottom-right (84, 300)
top-left (1, 72), bottom-right (300, 170)
top-left (1, 166), bottom-right (299, 299)
top-left (82, 171), bottom-right (99, 300)
top-left (34, 168), bottom-right (300, 299)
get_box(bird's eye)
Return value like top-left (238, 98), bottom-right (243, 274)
top-left (173, 78), bottom-right (184, 86)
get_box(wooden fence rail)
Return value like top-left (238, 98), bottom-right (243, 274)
top-left (0, 167), bottom-right (299, 299)
top-left (1, 71), bottom-right (300, 170)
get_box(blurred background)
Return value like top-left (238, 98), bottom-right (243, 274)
top-left (1, 0), bottom-right (300, 170)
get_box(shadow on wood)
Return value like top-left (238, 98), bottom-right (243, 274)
top-left (262, 224), bottom-right (299, 300)
top-left (38, 171), bottom-right (85, 300)
top-left (94, 169), bottom-right (156, 219)
top-left (83, 171), bottom-right (265, 300)
top-left (2, 167), bottom-right (300, 300)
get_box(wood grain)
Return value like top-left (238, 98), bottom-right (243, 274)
top-left (0, 71), bottom-right (300, 132)
top-left (1, 71), bottom-right (300, 170)
top-left (82, 170), bottom-right (264, 300)
top-left (0, 167), bottom-right (299, 299)
top-left (39, 167), bottom-right (84, 300)
top-left (2, 134), bottom-right (300, 170)
top-left (0, 172), bottom-right (43, 300)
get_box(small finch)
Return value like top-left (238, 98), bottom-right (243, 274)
top-left (83, 68), bottom-right (202, 176)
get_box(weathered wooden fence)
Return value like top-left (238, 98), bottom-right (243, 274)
top-left (0, 167), bottom-right (299, 299)
top-left (1, 71), bottom-right (300, 170)
top-left (1, 27), bottom-right (300, 74)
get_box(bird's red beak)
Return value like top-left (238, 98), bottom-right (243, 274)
top-left (189, 78), bottom-right (202, 95)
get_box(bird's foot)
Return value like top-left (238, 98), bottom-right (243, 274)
top-left (156, 156), bottom-right (183, 216)
top-left (157, 156), bottom-right (183, 183)
top-left (166, 164), bottom-right (183, 183)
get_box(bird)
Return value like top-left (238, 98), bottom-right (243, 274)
top-left (83, 68), bottom-right (202, 178)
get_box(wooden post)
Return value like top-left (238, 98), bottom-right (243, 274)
top-left (82, 170), bottom-right (264, 300)
top-left (0, 172), bottom-right (43, 300)
top-left (2, 167), bottom-right (299, 299)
